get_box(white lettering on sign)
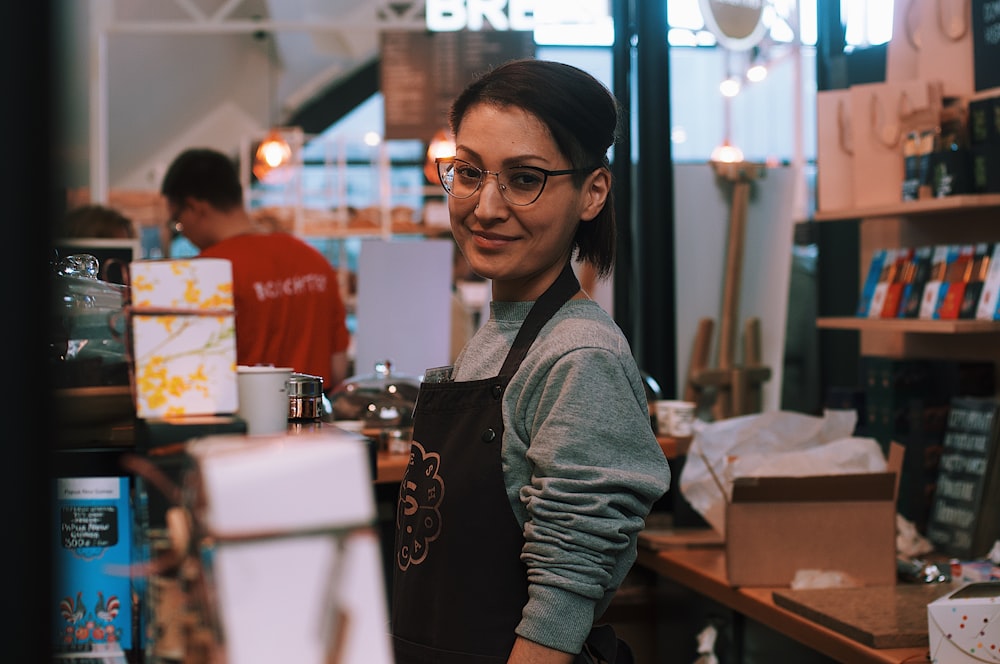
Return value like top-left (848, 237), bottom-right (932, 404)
top-left (427, 0), bottom-right (535, 31)
top-left (252, 273), bottom-right (328, 302)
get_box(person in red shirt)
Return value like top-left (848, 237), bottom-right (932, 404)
top-left (160, 147), bottom-right (350, 393)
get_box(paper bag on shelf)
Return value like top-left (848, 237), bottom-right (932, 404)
top-left (816, 89), bottom-right (855, 212)
top-left (912, 0), bottom-right (976, 97)
top-left (849, 79), bottom-right (943, 208)
top-left (887, 0), bottom-right (920, 82)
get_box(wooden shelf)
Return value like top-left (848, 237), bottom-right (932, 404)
top-left (813, 194), bottom-right (1000, 222)
top-left (816, 316), bottom-right (1000, 333)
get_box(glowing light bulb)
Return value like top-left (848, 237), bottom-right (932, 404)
top-left (719, 77), bottom-right (741, 97)
top-left (710, 142), bottom-right (745, 164)
top-left (747, 64), bottom-right (768, 83)
top-left (253, 130), bottom-right (293, 182)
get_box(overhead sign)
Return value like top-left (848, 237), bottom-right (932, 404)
top-left (698, 0), bottom-right (768, 51)
top-left (380, 30), bottom-right (535, 142)
top-left (425, 0), bottom-right (610, 38)
top-left (426, 0), bottom-right (535, 31)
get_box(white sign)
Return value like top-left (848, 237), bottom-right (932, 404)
top-left (426, 0), bottom-right (535, 31)
top-left (426, 0), bottom-right (611, 34)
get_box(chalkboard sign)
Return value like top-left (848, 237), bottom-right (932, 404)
top-left (973, 0), bottom-right (1000, 91)
top-left (379, 30), bottom-right (535, 142)
top-left (925, 396), bottom-right (1000, 558)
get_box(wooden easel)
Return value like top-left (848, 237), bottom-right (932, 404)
top-left (686, 161), bottom-right (771, 421)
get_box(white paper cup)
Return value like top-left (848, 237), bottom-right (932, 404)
top-left (236, 365), bottom-right (293, 436)
top-left (653, 400), bottom-right (673, 436)
top-left (654, 400), bottom-right (697, 437)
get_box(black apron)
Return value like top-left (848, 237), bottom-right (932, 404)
top-left (391, 263), bottom-right (631, 664)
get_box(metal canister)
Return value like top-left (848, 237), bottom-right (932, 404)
top-left (287, 373), bottom-right (325, 431)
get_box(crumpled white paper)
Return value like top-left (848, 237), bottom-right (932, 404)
top-left (679, 409), bottom-right (888, 535)
top-left (691, 624), bottom-right (719, 664)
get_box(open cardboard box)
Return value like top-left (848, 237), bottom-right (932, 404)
top-left (724, 442), bottom-right (904, 587)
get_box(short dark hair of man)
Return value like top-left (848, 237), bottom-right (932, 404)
top-left (160, 148), bottom-right (244, 212)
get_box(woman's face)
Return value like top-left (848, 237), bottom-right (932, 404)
top-left (448, 103), bottom-right (609, 302)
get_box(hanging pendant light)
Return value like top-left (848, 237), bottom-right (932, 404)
top-left (251, 26), bottom-right (295, 184)
top-left (253, 128), bottom-right (293, 181)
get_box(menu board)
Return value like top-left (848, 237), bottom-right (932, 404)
top-left (925, 396), bottom-right (1000, 558)
top-left (379, 30), bottom-right (535, 142)
top-left (973, 0), bottom-right (1000, 91)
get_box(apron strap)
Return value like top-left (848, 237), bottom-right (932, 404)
top-left (498, 262), bottom-right (580, 379)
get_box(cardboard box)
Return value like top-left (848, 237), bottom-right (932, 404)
top-left (927, 581), bottom-right (1000, 663)
top-left (725, 443), bottom-right (903, 587)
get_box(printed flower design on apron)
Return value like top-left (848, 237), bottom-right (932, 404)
top-left (396, 440), bottom-right (444, 570)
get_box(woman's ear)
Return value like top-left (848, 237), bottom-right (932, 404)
top-left (579, 168), bottom-right (611, 222)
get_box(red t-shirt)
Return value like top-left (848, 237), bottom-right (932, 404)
top-left (200, 232), bottom-right (350, 390)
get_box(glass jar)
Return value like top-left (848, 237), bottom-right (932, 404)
top-left (286, 372), bottom-right (326, 434)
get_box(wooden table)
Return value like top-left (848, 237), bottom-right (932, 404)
top-left (635, 546), bottom-right (932, 664)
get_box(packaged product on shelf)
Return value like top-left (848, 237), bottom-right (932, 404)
top-left (901, 130), bottom-right (935, 200)
top-left (868, 248), bottom-right (907, 319)
top-left (898, 245), bottom-right (933, 318)
top-left (919, 244), bottom-right (959, 319)
top-left (936, 244), bottom-right (976, 320)
top-left (971, 142), bottom-right (1000, 193)
top-left (968, 95), bottom-right (1000, 145)
top-left (976, 242), bottom-right (1000, 320)
top-left (930, 108), bottom-right (974, 198)
top-left (958, 242), bottom-right (993, 319)
top-left (878, 247), bottom-right (913, 318)
top-left (857, 248), bottom-right (889, 317)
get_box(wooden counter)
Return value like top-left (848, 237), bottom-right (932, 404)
top-left (635, 545), bottom-right (932, 664)
top-left (376, 450), bottom-right (409, 484)
top-left (375, 434), bottom-right (684, 485)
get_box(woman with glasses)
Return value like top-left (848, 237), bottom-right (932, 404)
top-left (391, 59), bottom-right (671, 664)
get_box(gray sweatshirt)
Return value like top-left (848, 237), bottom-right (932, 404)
top-left (452, 297), bottom-right (672, 654)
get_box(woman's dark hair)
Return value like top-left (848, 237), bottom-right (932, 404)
top-left (160, 148), bottom-right (244, 211)
top-left (449, 59), bottom-right (620, 279)
top-left (57, 204), bottom-right (137, 239)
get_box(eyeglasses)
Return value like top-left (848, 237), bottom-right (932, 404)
top-left (436, 157), bottom-right (599, 206)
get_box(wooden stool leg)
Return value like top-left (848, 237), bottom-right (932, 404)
top-left (743, 317), bottom-right (763, 414)
top-left (685, 318), bottom-right (715, 405)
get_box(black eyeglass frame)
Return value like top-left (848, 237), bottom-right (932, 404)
top-left (436, 157), bottom-right (601, 206)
